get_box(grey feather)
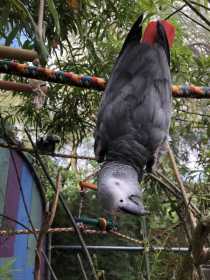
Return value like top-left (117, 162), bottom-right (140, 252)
top-left (94, 18), bottom-right (172, 215)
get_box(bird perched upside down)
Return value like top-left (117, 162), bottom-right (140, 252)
top-left (94, 15), bottom-right (175, 216)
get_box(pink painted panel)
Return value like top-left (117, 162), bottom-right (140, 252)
top-left (0, 151), bottom-right (22, 257)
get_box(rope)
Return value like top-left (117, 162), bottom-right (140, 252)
top-left (0, 225), bottom-right (145, 247)
top-left (110, 230), bottom-right (144, 245)
top-left (0, 60), bottom-right (209, 98)
top-left (0, 227), bottom-right (107, 236)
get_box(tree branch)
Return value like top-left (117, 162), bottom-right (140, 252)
top-left (190, 0), bottom-right (210, 11)
top-left (179, 10), bottom-right (210, 32)
top-left (35, 171), bottom-right (61, 280)
top-left (183, 0), bottom-right (210, 27)
top-left (177, 109), bottom-right (210, 118)
top-left (165, 4), bottom-right (186, 20)
top-left (192, 215), bottom-right (210, 265)
top-left (37, 0), bottom-right (45, 39)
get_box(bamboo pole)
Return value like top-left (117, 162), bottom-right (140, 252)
top-left (0, 80), bottom-right (33, 93)
top-left (0, 46), bottom-right (38, 61)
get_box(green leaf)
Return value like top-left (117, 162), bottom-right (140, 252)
top-left (47, 0), bottom-right (61, 36)
top-left (9, 0), bottom-right (28, 19)
top-left (9, 0), bottom-right (49, 64)
top-left (22, 39), bottom-right (33, 49)
top-left (5, 24), bottom-right (19, 46)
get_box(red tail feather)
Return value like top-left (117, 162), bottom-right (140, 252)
top-left (142, 20), bottom-right (175, 48)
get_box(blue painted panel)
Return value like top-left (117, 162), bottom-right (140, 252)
top-left (25, 266), bottom-right (34, 279)
top-left (12, 164), bottom-right (33, 280)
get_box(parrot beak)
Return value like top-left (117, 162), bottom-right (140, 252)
top-left (119, 195), bottom-right (149, 216)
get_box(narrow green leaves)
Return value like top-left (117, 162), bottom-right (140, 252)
top-left (47, 0), bottom-right (61, 36)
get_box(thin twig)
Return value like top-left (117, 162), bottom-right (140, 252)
top-left (190, 0), bottom-right (210, 11)
top-left (183, 0), bottom-right (210, 27)
top-left (149, 173), bottom-right (181, 199)
top-left (77, 254), bottom-right (89, 280)
top-left (0, 142), bottom-right (96, 160)
top-left (177, 109), bottom-right (210, 118)
top-left (35, 171), bottom-right (62, 280)
top-left (166, 143), bottom-right (196, 230)
top-left (179, 10), bottom-right (210, 33)
top-left (156, 171), bottom-right (200, 216)
top-left (165, 4), bottom-right (187, 20)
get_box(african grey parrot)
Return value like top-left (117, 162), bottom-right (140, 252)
top-left (94, 15), bottom-right (175, 215)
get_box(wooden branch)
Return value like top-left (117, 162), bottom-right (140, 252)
top-left (79, 180), bottom-right (97, 191)
top-left (176, 216), bottom-right (210, 279)
top-left (192, 215), bottom-right (210, 265)
top-left (35, 171), bottom-right (62, 280)
top-left (0, 80), bottom-right (33, 93)
top-left (37, 0), bottom-right (45, 39)
top-left (77, 254), bottom-right (89, 280)
top-left (0, 46), bottom-right (38, 61)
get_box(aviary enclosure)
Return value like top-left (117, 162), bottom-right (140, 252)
top-left (0, 1), bottom-right (209, 280)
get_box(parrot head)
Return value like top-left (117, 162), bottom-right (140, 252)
top-left (142, 19), bottom-right (176, 48)
top-left (97, 162), bottom-right (147, 216)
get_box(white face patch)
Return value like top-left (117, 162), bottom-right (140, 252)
top-left (97, 162), bottom-right (145, 215)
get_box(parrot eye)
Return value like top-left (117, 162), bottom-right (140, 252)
top-left (120, 199), bottom-right (124, 203)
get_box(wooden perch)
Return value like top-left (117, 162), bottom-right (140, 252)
top-left (0, 80), bottom-right (33, 93)
top-left (80, 180), bottom-right (97, 191)
top-left (34, 171), bottom-right (62, 280)
top-left (0, 59), bottom-right (209, 98)
top-left (0, 46), bottom-right (38, 61)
